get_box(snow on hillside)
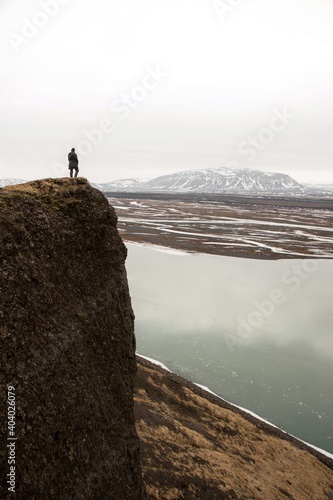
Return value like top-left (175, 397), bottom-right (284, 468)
top-left (144, 168), bottom-right (301, 193)
top-left (95, 167), bottom-right (304, 195)
top-left (92, 177), bottom-right (151, 192)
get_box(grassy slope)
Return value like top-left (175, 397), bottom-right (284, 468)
top-left (134, 356), bottom-right (333, 500)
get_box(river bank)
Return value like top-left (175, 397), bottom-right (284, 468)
top-left (135, 355), bottom-right (333, 499)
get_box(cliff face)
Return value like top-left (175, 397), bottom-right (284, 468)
top-left (0, 178), bottom-right (145, 499)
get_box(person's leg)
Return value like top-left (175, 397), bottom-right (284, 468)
top-left (70, 168), bottom-right (73, 178)
top-left (74, 167), bottom-right (79, 178)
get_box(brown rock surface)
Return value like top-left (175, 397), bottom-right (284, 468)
top-left (0, 178), bottom-right (145, 499)
top-left (135, 356), bottom-right (333, 500)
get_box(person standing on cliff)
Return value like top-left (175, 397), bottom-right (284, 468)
top-left (68, 148), bottom-right (79, 178)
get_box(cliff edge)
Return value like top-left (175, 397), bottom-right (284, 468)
top-left (0, 178), bottom-right (145, 499)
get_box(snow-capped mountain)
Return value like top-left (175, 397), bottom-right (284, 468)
top-left (144, 168), bottom-right (302, 193)
top-left (0, 178), bottom-right (26, 188)
top-left (92, 177), bottom-right (151, 192)
top-left (95, 167), bottom-right (305, 195)
top-left (2, 170), bottom-right (332, 196)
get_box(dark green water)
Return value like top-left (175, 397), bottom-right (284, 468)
top-left (126, 243), bottom-right (333, 454)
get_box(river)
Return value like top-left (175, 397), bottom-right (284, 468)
top-left (125, 243), bottom-right (333, 454)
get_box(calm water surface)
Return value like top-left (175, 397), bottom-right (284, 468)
top-left (126, 243), bottom-right (333, 453)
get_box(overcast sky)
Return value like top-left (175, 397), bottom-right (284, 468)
top-left (1, 0), bottom-right (333, 184)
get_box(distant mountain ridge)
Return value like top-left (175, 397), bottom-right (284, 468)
top-left (1, 169), bottom-right (333, 196)
top-left (93, 167), bottom-right (308, 195)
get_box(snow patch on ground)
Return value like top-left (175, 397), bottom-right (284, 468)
top-left (136, 356), bottom-right (333, 460)
top-left (127, 241), bottom-right (191, 256)
top-left (195, 384), bottom-right (333, 460)
top-left (136, 354), bottom-right (171, 372)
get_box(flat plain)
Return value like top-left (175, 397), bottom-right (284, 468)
top-left (108, 193), bottom-right (333, 259)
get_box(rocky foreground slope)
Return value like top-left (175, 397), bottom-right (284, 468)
top-left (0, 178), bottom-right (145, 499)
top-left (135, 356), bottom-right (333, 500)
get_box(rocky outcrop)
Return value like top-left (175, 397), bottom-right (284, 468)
top-left (0, 178), bottom-right (146, 499)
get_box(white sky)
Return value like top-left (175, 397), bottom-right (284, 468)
top-left (1, 0), bottom-right (333, 184)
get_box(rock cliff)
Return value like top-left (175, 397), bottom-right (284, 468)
top-left (0, 178), bottom-right (146, 499)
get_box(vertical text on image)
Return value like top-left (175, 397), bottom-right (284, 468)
top-left (7, 386), bottom-right (16, 493)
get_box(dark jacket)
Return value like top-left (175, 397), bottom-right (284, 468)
top-left (68, 152), bottom-right (79, 169)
